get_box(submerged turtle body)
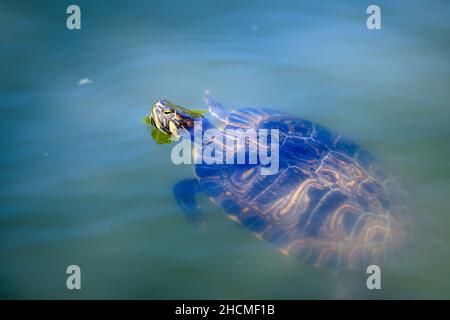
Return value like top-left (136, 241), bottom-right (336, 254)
top-left (194, 107), bottom-right (410, 269)
top-left (149, 96), bottom-right (411, 269)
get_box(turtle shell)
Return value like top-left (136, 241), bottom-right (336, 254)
top-left (195, 108), bottom-right (411, 269)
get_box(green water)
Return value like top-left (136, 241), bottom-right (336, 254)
top-left (1, 0), bottom-right (449, 299)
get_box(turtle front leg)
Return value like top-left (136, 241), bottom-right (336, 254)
top-left (204, 92), bottom-right (228, 126)
top-left (173, 179), bottom-right (206, 229)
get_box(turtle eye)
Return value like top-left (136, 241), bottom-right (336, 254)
top-left (163, 109), bottom-right (172, 116)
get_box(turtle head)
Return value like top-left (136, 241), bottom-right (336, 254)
top-left (149, 100), bottom-right (196, 137)
top-left (147, 100), bottom-right (207, 144)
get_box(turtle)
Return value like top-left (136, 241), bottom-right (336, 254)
top-left (146, 94), bottom-right (411, 270)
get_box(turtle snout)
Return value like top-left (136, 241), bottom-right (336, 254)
top-left (148, 114), bottom-right (156, 127)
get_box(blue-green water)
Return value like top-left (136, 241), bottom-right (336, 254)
top-left (1, 0), bottom-right (450, 299)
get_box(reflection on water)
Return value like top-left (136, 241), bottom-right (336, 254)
top-left (0, 0), bottom-right (449, 299)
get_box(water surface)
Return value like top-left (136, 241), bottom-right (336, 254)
top-left (1, 0), bottom-right (450, 299)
